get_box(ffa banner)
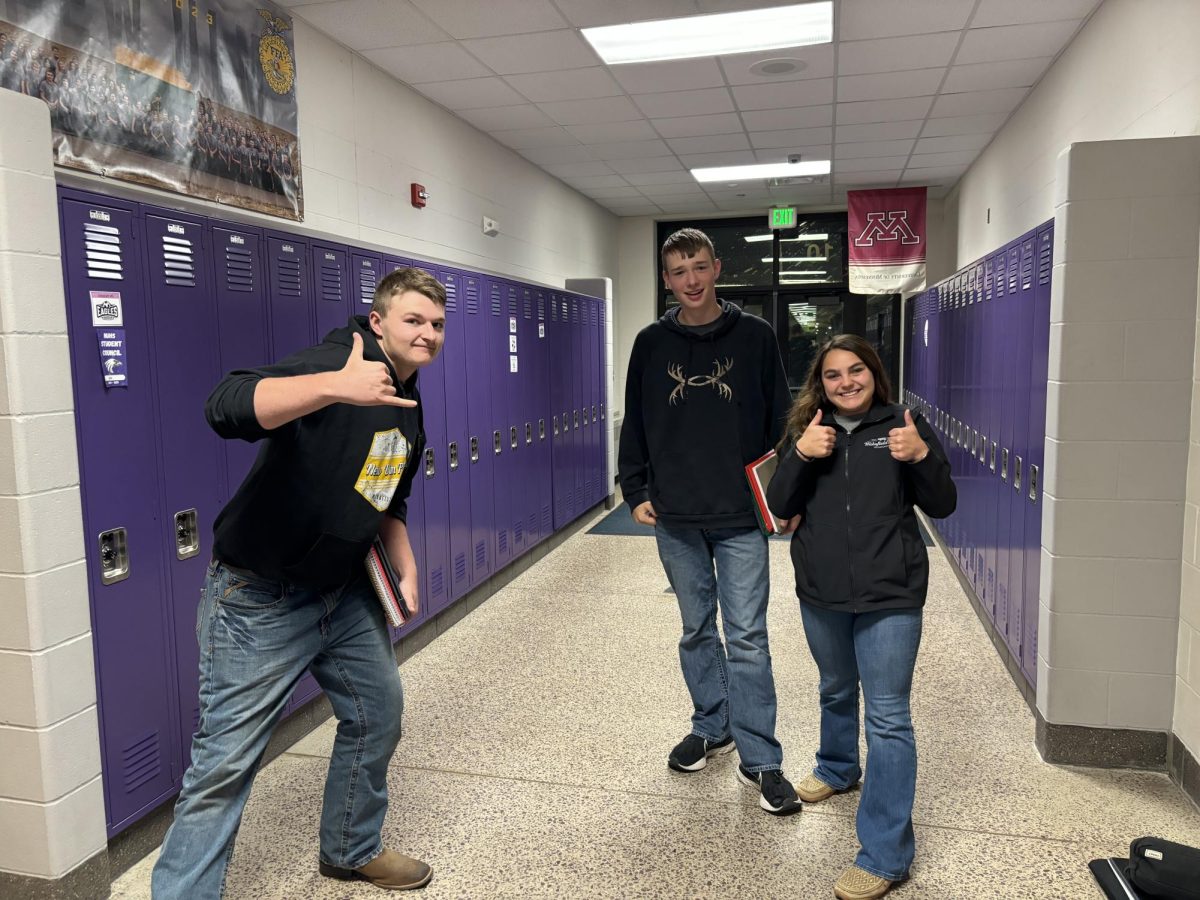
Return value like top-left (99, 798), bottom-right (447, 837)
top-left (0, 1), bottom-right (302, 220)
top-left (848, 187), bottom-right (927, 295)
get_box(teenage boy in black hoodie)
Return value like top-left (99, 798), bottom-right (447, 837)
top-left (152, 268), bottom-right (445, 898)
top-left (619, 228), bottom-right (801, 815)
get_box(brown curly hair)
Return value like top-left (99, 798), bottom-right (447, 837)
top-left (783, 334), bottom-right (892, 446)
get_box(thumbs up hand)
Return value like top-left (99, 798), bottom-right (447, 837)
top-left (336, 332), bottom-right (417, 408)
top-left (888, 408), bottom-right (928, 463)
top-left (796, 408), bottom-right (837, 460)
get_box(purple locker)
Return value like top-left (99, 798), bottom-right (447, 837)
top-left (534, 291), bottom-right (554, 540)
top-left (352, 251), bottom-right (382, 314)
top-left (994, 245), bottom-right (1015, 639)
top-left (487, 279), bottom-right (514, 567)
top-left (312, 242), bottom-right (351, 340)
top-left (571, 295), bottom-right (584, 520)
top-left (141, 206), bottom-right (226, 776)
top-left (1022, 222), bottom-right (1054, 684)
top-left (407, 261), bottom-right (451, 613)
top-left (590, 298), bottom-right (602, 507)
top-left (981, 255), bottom-right (999, 621)
top-left (437, 268), bottom-right (472, 603)
top-left (519, 287), bottom-right (541, 547)
top-left (59, 191), bottom-right (179, 835)
top-left (463, 274), bottom-right (495, 585)
top-left (549, 293), bottom-right (568, 529)
top-left (264, 232), bottom-right (313, 362)
top-left (506, 283), bottom-right (528, 553)
top-left (210, 224), bottom-right (268, 498)
top-left (599, 302), bottom-right (609, 501)
top-left (392, 456), bottom-right (427, 643)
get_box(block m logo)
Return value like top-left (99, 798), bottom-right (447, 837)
top-left (853, 211), bottom-right (921, 247)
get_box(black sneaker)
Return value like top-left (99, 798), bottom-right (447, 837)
top-left (736, 764), bottom-right (802, 815)
top-left (667, 733), bottom-right (735, 772)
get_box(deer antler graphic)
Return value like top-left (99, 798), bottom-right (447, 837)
top-left (706, 358), bottom-right (734, 401)
top-left (667, 362), bottom-right (687, 405)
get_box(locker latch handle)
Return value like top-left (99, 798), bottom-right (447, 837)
top-left (449, 442), bottom-right (459, 471)
top-left (553, 415), bottom-right (560, 436)
top-left (510, 426), bottom-right (518, 449)
top-left (1000, 448), bottom-right (1009, 482)
top-left (600, 403), bottom-right (605, 420)
top-left (525, 422), bottom-right (533, 445)
top-left (174, 509), bottom-right (199, 560)
top-left (1014, 455), bottom-right (1023, 492)
top-left (583, 408), bottom-right (589, 426)
top-left (425, 447), bottom-right (435, 477)
top-left (592, 405), bottom-right (597, 422)
top-left (539, 418), bottom-right (546, 440)
top-left (990, 441), bottom-right (997, 472)
top-left (978, 434), bottom-right (987, 464)
top-left (574, 410), bottom-right (580, 430)
top-left (493, 430), bottom-right (502, 455)
top-left (470, 436), bottom-right (480, 463)
top-left (98, 527), bottom-right (130, 585)
top-left (1029, 464), bottom-right (1039, 503)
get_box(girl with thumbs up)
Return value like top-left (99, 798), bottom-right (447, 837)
top-left (766, 334), bottom-right (956, 900)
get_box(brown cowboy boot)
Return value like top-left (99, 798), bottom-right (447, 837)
top-left (319, 849), bottom-right (432, 890)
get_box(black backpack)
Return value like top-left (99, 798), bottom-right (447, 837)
top-left (1125, 837), bottom-right (1200, 900)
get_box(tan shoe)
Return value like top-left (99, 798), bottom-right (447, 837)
top-left (319, 849), bottom-right (433, 890)
top-left (834, 865), bottom-right (892, 900)
top-left (796, 773), bottom-right (838, 803)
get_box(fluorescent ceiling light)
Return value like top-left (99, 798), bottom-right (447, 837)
top-left (692, 160), bottom-right (830, 183)
top-left (763, 256), bottom-right (829, 263)
top-left (746, 233), bottom-right (829, 244)
top-left (782, 272), bottom-right (827, 278)
top-left (582, 2), bottom-right (832, 65)
top-left (744, 234), bottom-right (773, 243)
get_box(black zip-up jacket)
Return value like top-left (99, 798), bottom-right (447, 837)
top-left (205, 316), bottom-right (424, 589)
top-left (619, 301), bottom-right (791, 528)
top-left (766, 402), bottom-right (955, 611)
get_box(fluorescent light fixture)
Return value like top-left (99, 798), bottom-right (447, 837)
top-left (786, 234), bottom-right (827, 241)
top-left (691, 160), bottom-right (830, 183)
top-left (744, 234), bottom-right (773, 243)
top-left (763, 257), bottom-right (828, 263)
top-left (781, 272), bottom-right (827, 278)
top-left (582, 2), bottom-right (832, 66)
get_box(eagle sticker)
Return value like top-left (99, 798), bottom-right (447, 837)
top-left (355, 429), bottom-right (409, 511)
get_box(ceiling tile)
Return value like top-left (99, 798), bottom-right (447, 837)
top-left (539, 96), bottom-right (645, 126)
top-left (586, 140), bottom-right (674, 160)
top-left (753, 145), bottom-right (831, 163)
top-left (362, 42), bottom-right (491, 84)
top-left (416, 77), bottom-right (527, 110)
top-left (836, 96), bottom-right (934, 125)
top-left (908, 150), bottom-right (980, 168)
top-left (666, 133), bottom-right (752, 155)
top-left (833, 170), bottom-right (902, 185)
top-left (491, 125), bottom-right (582, 149)
top-left (505, 68), bottom-right (623, 103)
top-left (732, 79), bottom-right (834, 111)
top-left (679, 150), bottom-right (760, 168)
top-left (839, 0), bottom-right (974, 40)
top-left (657, 198), bottom-right (719, 213)
top-left (637, 183), bottom-right (710, 197)
top-left (563, 174), bottom-right (632, 189)
top-left (610, 58), bottom-right (727, 95)
top-left (839, 31), bottom-right (960, 76)
top-left (576, 186), bottom-right (646, 199)
top-left (624, 171), bottom-right (697, 186)
top-left (653, 113), bottom-right (745, 139)
top-left (835, 156), bottom-right (910, 173)
top-left (943, 58), bottom-right (1050, 93)
top-left (565, 120), bottom-right (659, 143)
top-left (553, 0), bottom-right (698, 28)
top-left (518, 145), bottom-right (597, 164)
top-left (541, 161), bottom-right (616, 178)
top-left (834, 139), bottom-right (915, 160)
top-left (607, 157), bottom-right (689, 175)
top-left (930, 87), bottom-right (1028, 117)
top-left (718, 43), bottom-right (836, 84)
top-left (836, 120), bottom-right (924, 142)
top-left (918, 112), bottom-right (1008, 136)
top-left (913, 133), bottom-right (992, 154)
top-left (749, 127), bottom-right (834, 149)
top-left (972, 0), bottom-right (1100, 28)
top-left (837, 69), bottom-right (945, 103)
top-left (290, 0), bottom-right (449, 50)
top-left (461, 30), bottom-right (600, 75)
top-left (457, 104), bottom-right (556, 131)
top-left (741, 106), bottom-right (833, 131)
top-left (408, 0), bottom-right (567, 38)
top-left (899, 166), bottom-right (967, 182)
top-left (956, 21), bottom-right (1082, 64)
top-left (633, 88), bottom-right (736, 118)
top-left (605, 204), bottom-right (666, 216)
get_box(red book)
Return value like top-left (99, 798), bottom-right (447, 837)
top-left (745, 450), bottom-right (780, 535)
top-left (365, 536), bottom-right (409, 627)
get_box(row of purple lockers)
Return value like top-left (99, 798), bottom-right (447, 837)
top-left (56, 185), bottom-right (609, 838)
top-left (903, 219), bottom-right (1053, 688)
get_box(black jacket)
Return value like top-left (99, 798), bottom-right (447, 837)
top-left (618, 301), bottom-right (791, 528)
top-left (766, 402), bottom-right (955, 611)
top-left (206, 316), bottom-right (424, 589)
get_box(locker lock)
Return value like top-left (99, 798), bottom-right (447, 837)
top-left (592, 405), bottom-right (597, 422)
top-left (493, 430), bottom-right (502, 455)
top-left (98, 528), bottom-right (130, 585)
top-left (470, 436), bottom-right (480, 463)
top-left (553, 415), bottom-right (560, 436)
top-left (525, 422), bottom-right (533, 445)
top-left (510, 426), bottom-right (519, 449)
top-left (539, 418), bottom-right (546, 440)
top-left (574, 410), bottom-right (580, 430)
top-left (425, 447), bottom-right (436, 477)
top-left (449, 441), bottom-right (459, 471)
top-left (1013, 455), bottom-right (1023, 492)
top-left (1000, 448), bottom-right (1009, 481)
top-left (174, 509), bottom-right (199, 560)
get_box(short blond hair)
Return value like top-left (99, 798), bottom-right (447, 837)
top-left (372, 267), bottom-right (446, 316)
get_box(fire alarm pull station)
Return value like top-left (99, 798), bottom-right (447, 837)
top-left (411, 183), bottom-right (428, 208)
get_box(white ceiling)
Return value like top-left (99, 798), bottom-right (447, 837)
top-left (284, 0), bottom-right (1102, 217)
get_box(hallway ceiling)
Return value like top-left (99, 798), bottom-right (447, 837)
top-left (282, 0), bottom-right (1102, 217)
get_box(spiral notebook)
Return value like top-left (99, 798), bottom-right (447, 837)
top-left (745, 449), bottom-right (780, 535)
top-left (365, 536), bottom-right (410, 627)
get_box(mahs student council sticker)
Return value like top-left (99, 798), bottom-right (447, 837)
top-left (355, 429), bottom-right (409, 511)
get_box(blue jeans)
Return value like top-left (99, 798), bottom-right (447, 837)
top-left (151, 560), bottom-right (404, 900)
top-left (799, 603), bottom-right (923, 881)
top-left (655, 523), bottom-right (782, 771)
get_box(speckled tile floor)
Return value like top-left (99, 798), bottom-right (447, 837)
top-left (110, 506), bottom-right (1200, 899)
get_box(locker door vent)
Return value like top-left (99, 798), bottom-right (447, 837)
top-left (538, 296), bottom-right (545, 321)
top-left (475, 540), bottom-right (487, 569)
top-left (161, 235), bottom-right (196, 287)
top-left (1021, 241), bottom-right (1034, 290)
top-left (276, 256), bottom-right (302, 297)
top-left (454, 552), bottom-right (467, 583)
top-left (541, 504), bottom-right (552, 534)
top-left (1007, 252), bottom-right (1019, 293)
top-left (320, 257), bottom-right (342, 303)
top-left (1038, 238), bottom-right (1052, 286)
top-left (431, 568), bottom-right (444, 598)
top-left (491, 284), bottom-right (502, 316)
top-left (225, 246), bottom-right (255, 293)
top-left (443, 276), bottom-right (458, 312)
top-left (82, 222), bottom-right (124, 280)
top-left (465, 278), bottom-right (479, 314)
top-left (498, 529), bottom-right (508, 554)
top-left (508, 287), bottom-right (518, 316)
top-left (994, 260), bottom-right (1005, 297)
top-left (592, 304), bottom-right (598, 325)
top-left (527, 512), bottom-right (536, 535)
top-left (984, 261), bottom-right (993, 300)
top-left (122, 731), bottom-right (163, 793)
top-left (358, 267), bottom-right (378, 306)
top-left (514, 521), bottom-right (523, 544)
top-left (551, 297), bottom-right (558, 322)
top-left (523, 294), bottom-right (532, 320)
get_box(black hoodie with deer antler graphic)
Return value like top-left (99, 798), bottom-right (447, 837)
top-left (619, 300), bottom-right (791, 528)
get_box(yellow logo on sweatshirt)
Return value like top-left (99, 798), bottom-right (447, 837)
top-left (355, 429), bottom-right (409, 511)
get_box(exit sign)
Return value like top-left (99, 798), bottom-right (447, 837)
top-left (769, 206), bottom-right (797, 229)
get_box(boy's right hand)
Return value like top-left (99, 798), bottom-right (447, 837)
top-left (337, 332), bottom-right (417, 408)
top-left (796, 409), bottom-right (836, 459)
top-left (632, 500), bottom-right (658, 526)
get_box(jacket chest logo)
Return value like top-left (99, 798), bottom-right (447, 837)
top-left (667, 357), bottom-right (734, 405)
top-left (355, 428), bottom-right (409, 511)
top-left (863, 436), bottom-right (889, 449)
